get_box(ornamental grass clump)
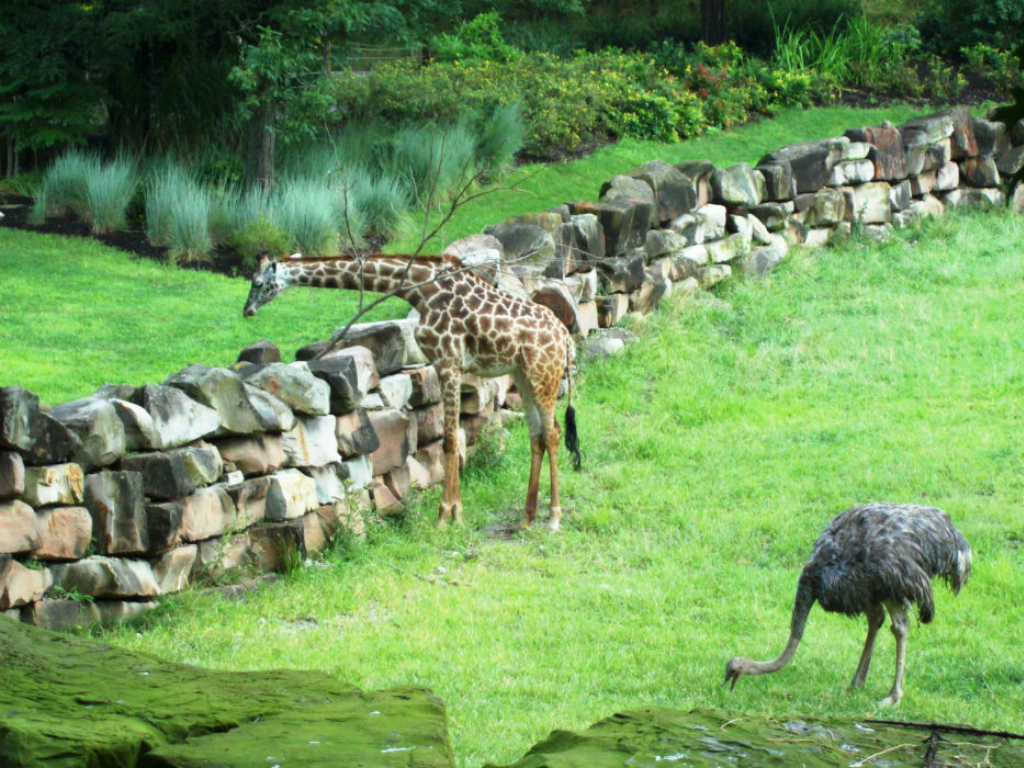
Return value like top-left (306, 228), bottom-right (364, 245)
top-left (344, 167), bottom-right (411, 241)
top-left (30, 149), bottom-right (100, 224)
top-left (144, 162), bottom-right (212, 264)
top-left (84, 154), bottom-right (139, 235)
top-left (273, 175), bottom-right (364, 257)
top-left (473, 100), bottom-right (526, 173)
top-left (391, 121), bottom-right (479, 203)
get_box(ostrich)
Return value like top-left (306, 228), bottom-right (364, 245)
top-left (724, 502), bottom-right (971, 706)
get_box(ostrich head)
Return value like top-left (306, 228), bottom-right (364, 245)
top-left (243, 253), bottom-right (283, 317)
top-left (723, 657), bottom-right (766, 689)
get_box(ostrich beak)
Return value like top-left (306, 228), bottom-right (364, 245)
top-left (723, 664), bottom-right (740, 690)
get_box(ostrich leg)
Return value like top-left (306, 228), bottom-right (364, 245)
top-left (879, 601), bottom-right (910, 706)
top-left (850, 603), bottom-right (886, 688)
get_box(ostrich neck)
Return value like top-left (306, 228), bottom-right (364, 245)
top-left (742, 575), bottom-right (815, 675)
top-left (279, 256), bottom-right (445, 310)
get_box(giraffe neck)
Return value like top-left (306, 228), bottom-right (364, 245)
top-left (278, 255), bottom-right (448, 310)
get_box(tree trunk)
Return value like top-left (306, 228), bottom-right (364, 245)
top-left (246, 95), bottom-right (276, 192)
top-left (701, 0), bottom-right (727, 45)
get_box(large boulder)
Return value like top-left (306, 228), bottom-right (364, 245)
top-left (848, 181), bottom-right (892, 224)
top-left (318, 319), bottom-right (427, 375)
top-left (84, 470), bottom-right (149, 555)
top-left (972, 117), bottom-right (1010, 157)
top-left (0, 619), bottom-right (455, 767)
top-left (335, 409), bottom-right (381, 458)
top-left (845, 122), bottom-right (908, 181)
top-left (568, 199), bottom-right (651, 257)
top-left (760, 137), bottom-right (849, 193)
top-left (495, 707), bottom-right (1024, 768)
top-left (0, 500), bottom-right (40, 555)
top-left (109, 399), bottom-right (163, 452)
top-left (214, 433), bottom-right (285, 477)
top-left (483, 219), bottom-right (557, 267)
top-left (49, 397), bottom-right (126, 470)
top-left (49, 555), bottom-right (160, 599)
top-left (164, 365), bottom-right (269, 436)
top-left (0, 554), bottom-right (52, 609)
top-left (23, 412), bottom-right (83, 467)
top-left (242, 362), bottom-right (330, 416)
top-left (131, 384), bottom-right (221, 450)
top-left (282, 415), bottom-right (341, 468)
top-left (711, 162), bottom-right (762, 207)
top-left (0, 387), bottom-right (40, 452)
top-left (795, 188), bottom-right (846, 228)
top-left (0, 451), bottom-right (25, 500)
top-left (627, 160), bottom-right (699, 224)
top-left (33, 506), bottom-right (92, 561)
top-left (21, 463), bottom-right (84, 507)
top-left (755, 162), bottom-right (795, 201)
top-left (306, 351), bottom-right (362, 414)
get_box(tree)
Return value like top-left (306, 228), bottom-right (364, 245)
top-left (0, 2), bottom-right (107, 175)
top-left (701, 0), bottom-right (727, 45)
top-left (0, 0), bottom-right (445, 179)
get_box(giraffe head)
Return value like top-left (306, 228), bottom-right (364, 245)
top-left (243, 253), bottom-right (284, 317)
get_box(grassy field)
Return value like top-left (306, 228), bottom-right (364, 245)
top-left (4, 103), bottom-right (1022, 765)
top-left (387, 104), bottom-right (928, 253)
top-left (95, 209), bottom-right (1024, 766)
top-left (1, 104), bottom-right (930, 406)
top-left (0, 229), bottom-right (407, 404)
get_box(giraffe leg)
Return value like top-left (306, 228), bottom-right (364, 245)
top-left (524, 436), bottom-right (544, 529)
top-left (437, 367), bottom-right (464, 528)
top-left (519, 393), bottom-right (543, 529)
top-left (850, 603), bottom-right (886, 689)
top-left (878, 601), bottom-right (909, 707)
top-left (543, 406), bottom-right (562, 532)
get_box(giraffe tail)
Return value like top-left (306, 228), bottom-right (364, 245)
top-left (564, 345), bottom-right (582, 471)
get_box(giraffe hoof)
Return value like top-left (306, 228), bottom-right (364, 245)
top-left (877, 694), bottom-right (901, 708)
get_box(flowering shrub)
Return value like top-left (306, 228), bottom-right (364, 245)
top-left (327, 43), bottom-right (839, 159)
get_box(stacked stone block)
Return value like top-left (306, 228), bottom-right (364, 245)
top-left (0, 327), bottom-right (512, 632)
top-left (480, 107), bottom-right (1023, 328)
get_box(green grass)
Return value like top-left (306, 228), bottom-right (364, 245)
top-left (387, 104), bottom-right (928, 254)
top-left (94, 209), bottom-right (1024, 766)
top-left (0, 228), bottom-right (406, 404)
top-left (4, 105), bottom-right (1023, 765)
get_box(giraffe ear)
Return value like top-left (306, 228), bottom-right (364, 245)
top-left (257, 250), bottom-right (273, 271)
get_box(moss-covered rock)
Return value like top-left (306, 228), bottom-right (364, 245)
top-left (493, 707), bottom-right (1024, 768)
top-left (0, 617), bottom-right (454, 768)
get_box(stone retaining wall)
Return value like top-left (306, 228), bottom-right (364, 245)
top-left (3, 105), bottom-right (1021, 631)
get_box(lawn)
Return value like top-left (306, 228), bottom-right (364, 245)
top-left (98, 209), bottom-right (1024, 766)
top-left (4, 103), bottom-right (1022, 767)
top-left (2, 104), bottom-right (930, 406)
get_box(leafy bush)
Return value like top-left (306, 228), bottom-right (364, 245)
top-left (917, 0), bottom-right (1024, 55)
top-left (84, 155), bottom-right (139, 234)
top-left (230, 216), bottom-right (292, 267)
top-left (328, 45), bottom-right (801, 158)
top-left (30, 149), bottom-right (99, 223)
top-left (961, 43), bottom-right (1024, 97)
top-left (429, 11), bottom-right (522, 63)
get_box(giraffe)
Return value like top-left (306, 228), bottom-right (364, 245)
top-left (243, 253), bottom-right (582, 530)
